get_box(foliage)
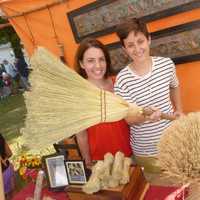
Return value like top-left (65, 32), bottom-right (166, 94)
top-left (10, 135), bottom-right (56, 171)
top-left (0, 17), bottom-right (23, 57)
top-left (18, 154), bottom-right (41, 182)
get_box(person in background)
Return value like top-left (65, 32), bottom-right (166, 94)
top-left (14, 56), bottom-right (30, 91)
top-left (2, 60), bottom-right (19, 94)
top-left (2, 60), bottom-right (17, 80)
top-left (1, 72), bottom-right (12, 97)
top-left (0, 74), bottom-right (4, 98)
top-left (74, 38), bottom-right (132, 166)
top-left (0, 133), bottom-right (15, 199)
top-left (114, 18), bottom-right (183, 173)
top-left (0, 63), bottom-right (5, 75)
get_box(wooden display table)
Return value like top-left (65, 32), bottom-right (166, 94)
top-left (66, 166), bottom-right (149, 200)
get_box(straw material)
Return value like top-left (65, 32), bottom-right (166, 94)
top-left (21, 47), bottom-right (142, 149)
top-left (158, 112), bottom-right (200, 184)
top-left (186, 183), bottom-right (200, 200)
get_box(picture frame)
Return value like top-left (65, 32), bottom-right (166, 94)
top-left (65, 160), bottom-right (87, 185)
top-left (67, 0), bottom-right (200, 42)
top-left (43, 154), bottom-right (69, 190)
top-left (107, 19), bottom-right (200, 74)
top-left (53, 136), bottom-right (82, 160)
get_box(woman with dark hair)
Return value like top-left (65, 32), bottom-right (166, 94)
top-left (75, 38), bottom-right (132, 165)
top-left (14, 57), bottom-right (30, 91)
top-left (114, 18), bottom-right (183, 172)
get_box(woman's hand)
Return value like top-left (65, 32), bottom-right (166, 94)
top-left (125, 103), bottom-right (144, 125)
top-left (173, 110), bottom-right (184, 118)
top-left (125, 104), bottom-right (177, 125)
top-left (125, 104), bottom-right (162, 124)
top-left (145, 106), bottom-right (161, 122)
top-left (143, 107), bottom-right (178, 121)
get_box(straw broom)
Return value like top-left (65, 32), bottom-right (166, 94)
top-left (158, 112), bottom-right (200, 199)
top-left (21, 47), bottom-right (138, 149)
top-left (21, 47), bottom-right (175, 150)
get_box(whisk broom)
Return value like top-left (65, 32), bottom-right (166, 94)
top-left (21, 47), bottom-right (175, 150)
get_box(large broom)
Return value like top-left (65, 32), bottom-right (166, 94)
top-left (21, 47), bottom-right (175, 150)
top-left (158, 112), bottom-right (200, 199)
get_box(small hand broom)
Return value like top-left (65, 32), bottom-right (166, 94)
top-left (21, 47), bottom-right (175, 150)
top-left (158, 112), bottom-right (200, 199)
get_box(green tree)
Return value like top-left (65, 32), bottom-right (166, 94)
top-left (0, 17), bottom-right (23, 57)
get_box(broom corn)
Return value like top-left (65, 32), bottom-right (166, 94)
top-left (21, 47), bottom-right (142, 149)
top-left (158, 112), bottom-right (200, 183)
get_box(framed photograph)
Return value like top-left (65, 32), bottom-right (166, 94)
top-left (65, 160), bottom-right (87, 185)
top-left (43, 154), bottom-right (69, 190)
top-left (107, 20), bottom-right (200, 75)
top-left (67, 0), bottom-right (200, 42)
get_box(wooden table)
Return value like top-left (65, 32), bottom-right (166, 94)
top-left (66, 166), bottom-right (149, 200)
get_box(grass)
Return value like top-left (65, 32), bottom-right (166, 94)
top-left (0, 93), bottom-right (28, 190)
top-left (0, 93), bottom-right (26, 142)
top-left (0, 92), bottom-right (55, 165)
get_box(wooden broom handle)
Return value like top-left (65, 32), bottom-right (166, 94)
top-left (143, 107), bottom-right (176, 121)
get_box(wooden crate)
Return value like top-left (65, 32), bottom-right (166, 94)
top-left (66, 166), bottom-right (149, 200)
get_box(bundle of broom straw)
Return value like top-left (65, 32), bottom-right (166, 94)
top-left (21, 47), bottom-right (175, 150)
top-left (21, 47), bottom-right (142, 149)
top-left (158, 112), bottom-right (200, 199)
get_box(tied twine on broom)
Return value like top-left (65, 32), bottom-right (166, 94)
top-left (21, 47), bottom-right (175, 150)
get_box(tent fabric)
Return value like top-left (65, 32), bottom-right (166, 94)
top-left (0, 0), bottom-right (82, 66)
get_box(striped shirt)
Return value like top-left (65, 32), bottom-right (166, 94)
top-left (114, 57), bottom-right (179, 156)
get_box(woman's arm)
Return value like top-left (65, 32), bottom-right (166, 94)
top-left (4, 141), bottom-right (12, 158)
top-left (125, 105), bottom-right (162, 125)
top-left (170, 86), bottom-right (183, 116)
top-left (125, 114), bottom-right (146, 125)
top-left (76, 130), bottom-right (92, 166)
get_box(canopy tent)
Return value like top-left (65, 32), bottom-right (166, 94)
top-left (0, 0), bottom-right (85, 66)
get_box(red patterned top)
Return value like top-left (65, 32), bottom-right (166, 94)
top-left (87, 76), bottom-right (132, 160)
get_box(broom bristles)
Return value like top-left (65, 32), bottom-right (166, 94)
top-left (158, 112), bottom-right (200, 184)
top-left (22, 47), bottom-right (141, 150)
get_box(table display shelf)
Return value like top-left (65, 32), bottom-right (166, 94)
top-left (66, 166), bottom-right (149, 200)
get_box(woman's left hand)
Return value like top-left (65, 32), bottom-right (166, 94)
top-left (146, 106), bottom-right (161, 122)
top-left (173, 110), bottom-right (184, 118)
